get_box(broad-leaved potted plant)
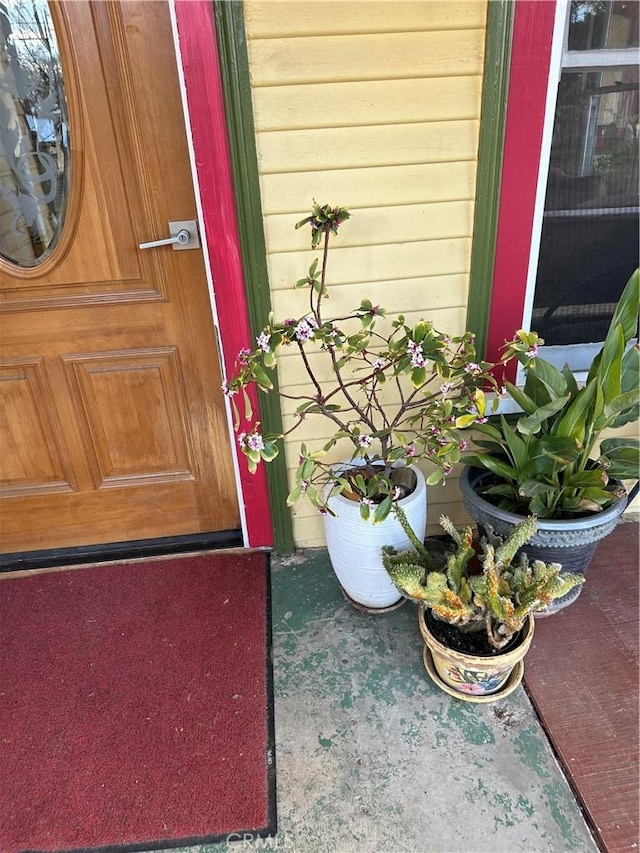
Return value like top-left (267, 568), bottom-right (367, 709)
top-left (460, 268), bottom-right (639, 612)
top-left (226, 203), bottom-right (518, 609)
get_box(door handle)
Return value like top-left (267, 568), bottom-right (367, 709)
top-left (139, 220), bottom-right (200, 251)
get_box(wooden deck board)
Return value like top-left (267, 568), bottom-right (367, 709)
top-left (524, 521), bottom-right (639, 853)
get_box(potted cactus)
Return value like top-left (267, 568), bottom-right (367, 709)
top-left (382, 513), bottom-right (584, 701)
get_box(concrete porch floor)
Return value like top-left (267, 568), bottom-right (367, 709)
top-left (196, 545), bottom-right (610, 853)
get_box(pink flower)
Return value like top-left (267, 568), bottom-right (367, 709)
top-left (358, 435), bottom-right (373, 448)
top-left (222, 380), bottom-right (236, 398)
top-left (256, 331), bottom-right (271, 352)
top-left (237, 348), bottom-right (251, 365)
top-left (295, 319), bottom-right (315, 342)
top-left (408, 340), bottom-right (426, 368)
top-left (406, 444), bottom-right (416, 457)
top-left (247, 432), bottom-right (265, 452)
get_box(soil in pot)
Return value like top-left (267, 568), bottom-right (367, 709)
top-left (425, 609), bottom-right (520, 657)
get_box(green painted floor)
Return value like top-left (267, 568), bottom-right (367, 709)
top-left (186, 549), bottom-right (598, 853)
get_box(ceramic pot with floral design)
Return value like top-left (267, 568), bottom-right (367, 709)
top-left (419, 606), bottom-right (534, 701)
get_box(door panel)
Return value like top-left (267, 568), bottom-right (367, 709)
top-left (0, 1), bottom-right (241, 552)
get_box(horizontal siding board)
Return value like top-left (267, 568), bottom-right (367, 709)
top-left (245, 2), bottom-right (486, 39)
top-left (248, 30), bottom-right (484, 86)
top-left (259, 162), bottom-right (477, 215)
top-left (252, 76), bottom-right (482, 131)
top-left (257, 121), bottom-right (478, 173)
top-left (271, 275), bottom-right (468, 321)
top-left (268, 239), bottom-right (472, 289)
top-left (264, 202), bottom-right (474, 252)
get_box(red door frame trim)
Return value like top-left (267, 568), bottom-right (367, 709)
top-left (173, 0), bottom-right (273, 547)
top-left (485, 0), bottom-right (557, 379)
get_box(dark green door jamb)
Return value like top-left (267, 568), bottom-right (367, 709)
top-left (466, 0), bottom-right (515, 357)
top-left (214, 1), bottom-right (295, 554)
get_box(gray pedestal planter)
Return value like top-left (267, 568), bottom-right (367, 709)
top-left (460, 466), bottom-right (628, 614)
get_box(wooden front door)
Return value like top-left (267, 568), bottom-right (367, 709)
top-left (0, 1), bottom-right (241, 553)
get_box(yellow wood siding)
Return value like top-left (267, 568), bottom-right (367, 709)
top-left (243, 1), bottom-right (488, 545)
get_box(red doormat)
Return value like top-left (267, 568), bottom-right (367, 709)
top-left (0, 551), bottom-right (276, 853)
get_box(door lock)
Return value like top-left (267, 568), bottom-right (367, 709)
top-left (139, 220), bottom-right (200, 251)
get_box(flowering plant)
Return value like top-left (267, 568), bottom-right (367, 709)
top-left (225, 203), bottom-right (530, 523)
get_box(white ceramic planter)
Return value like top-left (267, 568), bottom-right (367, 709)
top-left (323, 465), bottom-right (427, 609)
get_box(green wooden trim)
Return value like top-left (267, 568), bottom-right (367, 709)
top-left (214, 1), bottom-right (295, 554)
top-left (466, 0), bottom-right (515, 357)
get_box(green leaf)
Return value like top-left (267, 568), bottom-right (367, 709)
top-left (561, 363), bottom-right (580, 397)
top-left (588, 269), bottom-right (639, 381)
top-left (529, 494), bottom-right (553, 517)
top-left (411, 366), bottom-right (427, 388)
top-left (231, 396), bottom-right (240, 430)
top-left (252, 365), bottom-right (273, 390)
top-left (565, 469), bottom-right (607, 488)
top-left (606, 388), bottom-right (640, 419)
top-left (503, 382), bottom-right (538, 415)
top-left (455, 414), bottom-right (477, 428)
top-left (260, 443), bottom-right (279, 462)
top-left (530, 357), bottom-right (569, 399)
top-left (518, 479), bottom-right (554, 497)
top-left (600, 438), bottom-right (640, 479)
top-left (600, 437), bottom-right (640, 456)
top-left (516, 395), bottom-right (570, 436)
top-left (498, 415), bottom-right (529, 469)
top-left (523, 371), bottom-right (553, 407)
top-left (359, 502), bottom-right (371, 522)
top-left (286, 484), bottom-right (302, 506)
top-left (554, 381), bottom-right (597, 440)
top-left (426, 470), bottom-right (444, 485)
top-left (471, 454), bottom-right (518, 481)
top-left (413, 321), bottom-right (427, 342)
top-left (536, 436), bottom-right (580, 462)
top-left (374, 496), bottom-right (393, 523)
top-left (484, 484), bottom-right (518, 498)
top-left (598, 324), bottom-right (624, 405)
top-left (612, 345), bottom-right (640, 427)
top-left (243, 389), bottom-right (253, 421)
top-left (606, 269), bottom-right (639, 347)
top-left (472, 421), bottom-right (504, 441)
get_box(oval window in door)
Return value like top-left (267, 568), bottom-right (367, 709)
top-left (0, 0), bottom-right (70, 268)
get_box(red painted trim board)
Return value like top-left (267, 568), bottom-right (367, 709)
top-left (173, 0), bottom-right (273, 547)
top-left (486, 0), bottom-right (556, 378)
